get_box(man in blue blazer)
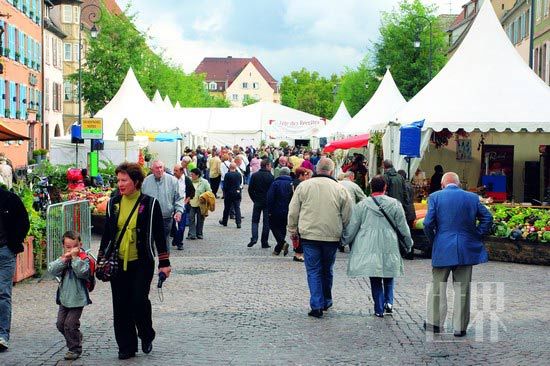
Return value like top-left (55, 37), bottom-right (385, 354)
top-left (423, 172), bottom-right (493, 337)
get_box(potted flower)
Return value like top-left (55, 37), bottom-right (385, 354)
top-left (3, 48), bottom-right (9, 57)
top-left (4, 109), bottom-right (9, 118)
top-left (14, 51), bottom-right (20, 62)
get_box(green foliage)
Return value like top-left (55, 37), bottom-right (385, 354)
top-left (336, 57), bottom-right (380, 116)
top-left (372, 0), bottom-right (448, 99)
top-left (12, 182), bottom-right (46, 272)
top-left (78, 4), bottom-right (229, 115)
top-left (30, 161), bottom-right (71, 191)
top-left (279, 141), bottom-right (289, 148)
top-left (242, 95), bottom-right (259, 106)
top-left (280, 68), bottom-right (339, 119)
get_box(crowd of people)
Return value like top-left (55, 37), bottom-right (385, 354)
top-left (0, 143), bottom-right (494, 361)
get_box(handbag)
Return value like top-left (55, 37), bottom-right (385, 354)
top-left (371, 196), bottom-right (410, 258)
top-left (96, 195), bottom-right (142, 282)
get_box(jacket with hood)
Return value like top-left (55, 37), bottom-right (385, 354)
top-left (384, 167), bottom-right (409, 207)
top-left (343, 194), bottom-right (413, 278)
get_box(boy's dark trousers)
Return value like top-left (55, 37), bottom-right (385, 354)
top-left (56, 305), bottom-right (84, 354)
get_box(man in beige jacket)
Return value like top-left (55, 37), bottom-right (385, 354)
top-left (288, 157), bottom-right (352, 318)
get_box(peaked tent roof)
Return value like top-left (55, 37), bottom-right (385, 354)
top-left (343, 69), bottom-right (406, 135)
top-left (395, 0), bottom-right (550, 132)
top-left (152, 90), bottom-right (163, 104)
top-left (95, 68), bottom-right (155, 140)
top-left (163, 95), bottom-right (173, 109)
top-left (318, 101), bottom-right (352, 137)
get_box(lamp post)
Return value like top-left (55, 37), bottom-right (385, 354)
top-left (78, 4), bottom-right (101, 127)
top-left (78, 4), bottom-right (101, 168)
top-left (412, 15), bottom-right (433, 81)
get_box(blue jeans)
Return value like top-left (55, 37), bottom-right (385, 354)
top-left (302, 241), bottom-right (338, 311)
top-left (172, 207), bottom-right (189, 247)
top-left (0, 246), bottom-right (16, 342)
top-left (369, 277), bottom-right (394, 314)
top-left (250, 204), bottom-right (270, 245)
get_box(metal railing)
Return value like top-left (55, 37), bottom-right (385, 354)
top-left (46, 200), bottom-right (92, 264)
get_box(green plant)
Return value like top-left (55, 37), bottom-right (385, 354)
top-left (12, 182), bottom-right (46, 273)
top-left (28, 158), bottom-right (36, 165)
top-left (31, 161), bottom-right (71, 191)
top-left (279, 141), bottom-right (289, 148)
top-left (3, 48), bottom-right (9, 57)
top-left (4, 109), bottom-right (9, 118)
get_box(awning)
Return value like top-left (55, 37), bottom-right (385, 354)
top-left (0, 124), bottom-right (29, 141)
top-left (323, 133), bottom-right (370, 153)
top-left (155, 132), bottom-right (182, 142)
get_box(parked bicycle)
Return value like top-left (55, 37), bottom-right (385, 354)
top-left (30, 175), bottom-right (53, 217)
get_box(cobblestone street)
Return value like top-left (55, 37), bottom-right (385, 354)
top-left (4, 193), bottom-right (550, 365)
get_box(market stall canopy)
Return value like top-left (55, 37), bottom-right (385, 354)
top-left (0, 123), bottom-right (29, 141)
top-left (155, 132), bottom-right (182, 142)
top-left (95, 68), bottom-right (155, 139)
top-left (394, 0), bottom-right (550, 132)
top-left (318, 101), bottom-right (352, 138)
top-left (323, 133), bottom-right (370, 153)
top-left (343, 69), bottom-right (406, 135)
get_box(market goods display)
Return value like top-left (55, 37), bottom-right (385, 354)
top-left (490, 205), bottom-right (550, 243)
top-left (65, 187), bottom-right (112, 215)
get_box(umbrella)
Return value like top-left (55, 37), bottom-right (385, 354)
top-left (0, 124), bottom-right (29, 141)
top-left (155, 132), bottom-right (182, 142)
top-left (323, 134), bottom-right (370, 153)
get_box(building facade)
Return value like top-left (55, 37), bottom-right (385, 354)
top-left (448, 0), bottom-right (516, 55)
top-left (0, 0), bottom-right (43, 167)
top-left (533, 0), bottom-right (550, 83)
top-left (501, 0), bottom-right (531, 64)
top-left (43, 0), bottom-right (65, 144)
top-left (195, 56), bottom-right (280, 107)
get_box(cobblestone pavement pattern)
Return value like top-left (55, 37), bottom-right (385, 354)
top-left (3, 191), bottom-right (550, 365)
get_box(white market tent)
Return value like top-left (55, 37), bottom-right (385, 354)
top-left (95, 68), bottom-right (155, 140)
top-left (395, 0), bottom-right (550, 132)
top-left (318, 101), bottom-right (352, 138)
top-left (391, 0), bottom-right (550, 199)
top-left (93, 68), bottom-right (326, 149)
top-left (343, 69), bottom-right (407, 135)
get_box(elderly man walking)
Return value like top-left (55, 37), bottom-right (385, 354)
top-left (288, 157), bottom-right (352, 318)
top-left (219, 163), bottom-right (243, 228)
top-left (142, 160), bottom-right (185, 250)
top-left (247, 159), bottom-right (274, 248)
top-left (423, 172), bottom-right (493, 337)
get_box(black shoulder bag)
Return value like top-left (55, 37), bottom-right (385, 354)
top-left (96, 195), bottom-right (142, 282)
top-left (371, 196), bottom-right (410, 258)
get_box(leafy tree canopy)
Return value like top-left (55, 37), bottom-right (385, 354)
top-left (79, 5), bottom-right (229, 115)
top-left (372, 0), bottom-right (448, 99)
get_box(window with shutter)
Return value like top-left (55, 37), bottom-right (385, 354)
top-left (73, 6), bottom-right (80, 25)
top-left (45, 79), bottom-right (50, 110)
top-left (64, 81), bottom-right (72, 101)
top-left (10, 82), bottom-right (16, 119)
top-left (73, 43), bottom-right (79, 63)
top-left (10, 26), bottom-right (16, 59)
top-left (20, 85), bottom-right (26, 120)
top-left (64, 43), bottom-right (72, 61)
top-left (62, 5), bottom-right (72, 23)
top-left (0, 78), bottom-right (4, 117)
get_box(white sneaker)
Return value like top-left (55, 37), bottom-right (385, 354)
top-left (0, 337), bottom-right (8, 352)
top-left (384, 303), bottom-right (393, 314)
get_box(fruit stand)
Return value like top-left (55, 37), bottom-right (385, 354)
top-left (411, 203), bottom-right (550, 265)
top-left (65, 187), bottom-right (111, 235)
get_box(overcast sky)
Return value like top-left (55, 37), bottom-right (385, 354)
top-left (117, 0), bottom-right (465, 80)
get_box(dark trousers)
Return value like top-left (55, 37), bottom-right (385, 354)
top-left (270, 215), bottom-right (287, 253)
top-left (110, 260), bottom-right (155, 354)
top-left (172, 205), bottom-right (189, 247)
top-left (302, 241), bottom-right (338, 310)
top-left (369, 277), bottom-right (394, 315)
top-left (222, 195), bottom-right (242, 226)
top-left (188, 206), bottom-right (204, 238)
top-left (56, 305), bottom-right (84, 353)
top-left (210, 176), bottom-right (221, 197)
top-left (251, 204), bottom-right (270, 245)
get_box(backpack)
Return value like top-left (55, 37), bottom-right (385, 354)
top-left (78, 250), bottom-right (96, 292)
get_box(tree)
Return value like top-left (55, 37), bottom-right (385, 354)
top-left (336, 57), bottom-right (380, 117)
top-left (78, 5), bottom-right (228, 115)
top-left (280, 68), bottom-right (339, 119)
top-left (242, 95), bottom-right (259, 106)
top-left (372, 0), bottom-right (447, 99)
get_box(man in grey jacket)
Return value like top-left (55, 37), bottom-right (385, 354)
top-left (142, 160), bottom-right (185, 250)
top-left (288, 157), bottom-right (352, 318)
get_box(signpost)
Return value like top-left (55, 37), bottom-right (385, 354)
top-left (82, 118), bottom-right (103, 176)
top-left (116, 118), bottom-right (136, 161)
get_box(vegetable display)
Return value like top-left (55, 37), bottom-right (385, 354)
top-left (65, 187), bottom-right (112, 215)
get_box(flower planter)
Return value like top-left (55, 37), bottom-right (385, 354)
top-left (13, 236), bottom-right (36, 283)
top-left (411, 230), bottom-right (550, 265)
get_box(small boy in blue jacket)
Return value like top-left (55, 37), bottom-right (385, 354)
top-left (48, 231), bottom-right (91, 361)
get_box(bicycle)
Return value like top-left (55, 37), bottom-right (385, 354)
top-left (30, 175), bottom-right (53, 217)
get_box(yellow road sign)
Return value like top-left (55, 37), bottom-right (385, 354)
top-left (82, 118), bottom-right (103, 139)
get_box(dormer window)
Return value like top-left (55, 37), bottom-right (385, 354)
top-left (209, 82), bottom-right (217, 90)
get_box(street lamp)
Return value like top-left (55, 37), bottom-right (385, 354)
top-left (412, 15), bottom-right (433, 81)
top-left (78, 4), bottom-right (102, 128)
